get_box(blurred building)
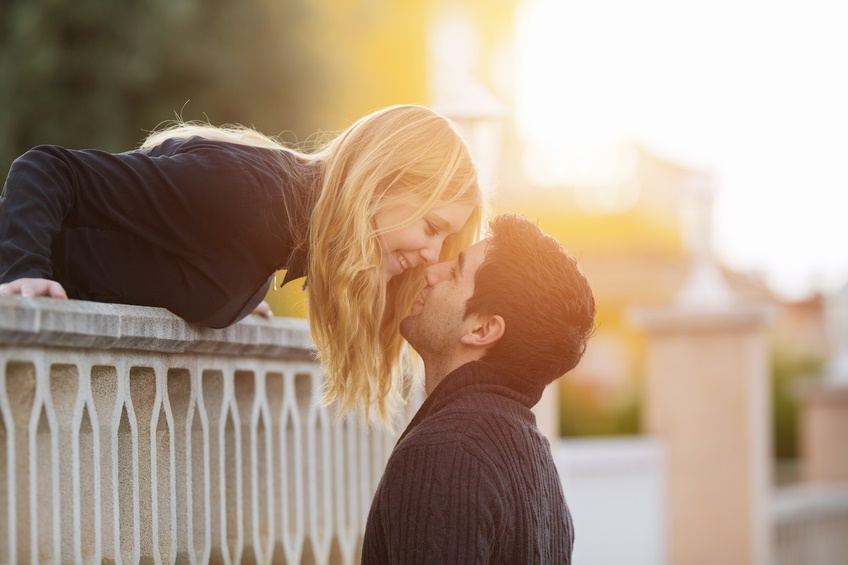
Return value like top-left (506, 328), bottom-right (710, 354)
top-left (267, 0), bottom-right (520, 318)
top-left (495, 142), bottom-right (735, 435)
top-left (267, 0), bottom-right (835, 444)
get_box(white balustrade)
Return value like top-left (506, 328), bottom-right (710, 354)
top-left (0, 297), bottom-right (407, 564)
top-left (773, 483), bottom-right (848, 565)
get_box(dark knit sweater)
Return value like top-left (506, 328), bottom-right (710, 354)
top-left (0, 137), bottom-right (312, 327)
top-left (361, 361), bottom-right (574, 564)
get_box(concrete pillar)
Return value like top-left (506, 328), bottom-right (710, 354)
top-left (801, 385), bottom-right (848, 482)
top-left (632, 306), bottom-right (772, 565)
top-left (804, 287), bottom-right (848, 483)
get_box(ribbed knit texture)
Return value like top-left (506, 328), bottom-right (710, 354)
top-left (362, 361), bottom-right (574, 564)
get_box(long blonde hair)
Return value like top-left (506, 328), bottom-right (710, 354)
top-left (308, 105), bottom-right (481, 424)
top-left (141, 105), bottom-right (482, 424)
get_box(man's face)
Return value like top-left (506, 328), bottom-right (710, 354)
top-left (400, 239), bottom-right (489, 360)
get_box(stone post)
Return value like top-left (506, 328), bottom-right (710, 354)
top-left (629, 166), bottom-right (774, 564)
top-left (801, 286), bottom-right (848, 482)
top-left (632, 306), bottom-right (772, 565)
top-left (801, 386), bottom-right (848, 482)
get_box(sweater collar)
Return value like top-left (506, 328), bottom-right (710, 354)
top-left (399, 360), bottom-right (546, 442)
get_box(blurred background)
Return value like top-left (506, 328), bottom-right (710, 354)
top-left (2, 0), bottom-right (847, 563)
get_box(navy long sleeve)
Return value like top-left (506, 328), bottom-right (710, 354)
top-left (0, 137), bottom-right (311, 327)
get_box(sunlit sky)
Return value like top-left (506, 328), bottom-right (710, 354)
top-left (514, 0), bottom-right (848, 300)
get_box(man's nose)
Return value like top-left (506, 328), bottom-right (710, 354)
top-left (424, 261), bottom-right (449, 287)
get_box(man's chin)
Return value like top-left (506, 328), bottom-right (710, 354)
top-left (399, 315), bottom-right (417, 342)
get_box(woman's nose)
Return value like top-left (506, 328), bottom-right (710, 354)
top-left (420, 241), bottom-right (441, 265)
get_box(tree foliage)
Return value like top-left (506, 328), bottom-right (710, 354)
top-left (0, 0), bottom-right (328, 181)
top-left (772, 349), bottom-right (824, 460)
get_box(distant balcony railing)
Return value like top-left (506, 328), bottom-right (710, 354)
top-left (773, 482), bottom-right (848, 565)
top-left (0, 297), bottom-right (410, 564)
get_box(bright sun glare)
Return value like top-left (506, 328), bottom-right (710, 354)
top-left (514, 0), bottom-right (848, 300)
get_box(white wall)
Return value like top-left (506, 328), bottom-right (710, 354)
top-left (554, 436), bottom-right (666, 565)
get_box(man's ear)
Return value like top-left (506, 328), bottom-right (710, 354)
top-left (460, 314), bottom-right (505, 348)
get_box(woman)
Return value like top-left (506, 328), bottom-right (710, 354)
top-left (0, 104), bottom-right (482, 421)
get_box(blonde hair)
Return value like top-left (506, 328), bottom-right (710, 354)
top-left (141, 122), bottom-right (284, 150)
top-left (141, 105), bottom-right (482, 425)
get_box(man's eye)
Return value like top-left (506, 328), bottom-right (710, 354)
top-left (449, 267), bottom-right (456, 279)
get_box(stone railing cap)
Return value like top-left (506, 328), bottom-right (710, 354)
top-left (0, 296), bottom-right (315, 359)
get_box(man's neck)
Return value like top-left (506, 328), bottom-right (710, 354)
top-left (423, 363), bottom-right (448, 396)
top-left (423, 357), bottom-right (472, 395)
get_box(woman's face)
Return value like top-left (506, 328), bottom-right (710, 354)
top-left (376, 202), bottom-right (475, 281)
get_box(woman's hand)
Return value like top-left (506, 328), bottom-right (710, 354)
top-left (252, 300), bottom-right (273, 319)
top-left (0, 278), bottom-right (68, 299)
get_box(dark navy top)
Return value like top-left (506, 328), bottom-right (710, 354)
top-left (362, 361), bottom-right (574, 564)
top-left (0, 137), bottom-right (312, 327)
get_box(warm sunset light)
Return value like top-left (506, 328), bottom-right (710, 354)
top-left (514, 0), bottom-right (848, 299)
top-left (3, 3), bottom-right (847, 564)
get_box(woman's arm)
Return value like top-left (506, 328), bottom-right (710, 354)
top-left (0, 145), bottom-right (79, 285)
top-left (0, 139), bottom-right (255, 285)
top-left (0, 138), bottom-right (286, 322)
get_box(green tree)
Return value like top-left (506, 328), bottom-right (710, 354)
top-left (772, 349), bottom-right (824, 461)
top-left (0, 0), bottom-right (328, 182)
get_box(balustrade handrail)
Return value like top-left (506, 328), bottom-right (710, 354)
top-left (774, 482), bottom-right (848, 521)
top-left (0, 296), bottom-right (316, 358)
top-left (773, 482), bottom-right (848, 565)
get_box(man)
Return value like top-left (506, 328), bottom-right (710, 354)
top-left (361, 213), bottom-right (596, 564)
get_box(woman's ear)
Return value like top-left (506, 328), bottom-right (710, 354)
top-left (460, 314), bottom-right (505, 348)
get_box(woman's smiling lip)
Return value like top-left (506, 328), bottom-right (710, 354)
top-left (386, 252), bottom-right (407, 278)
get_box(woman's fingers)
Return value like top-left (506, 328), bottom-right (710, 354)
top-left (0, 278), bottom-right (68, 299)
top-left (252, 300), bottom-right (273, 319)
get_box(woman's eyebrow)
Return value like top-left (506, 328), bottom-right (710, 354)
top-left (428, 213), bottom-right (450, 228)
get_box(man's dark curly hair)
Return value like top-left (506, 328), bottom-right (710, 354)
top-left (465, 213), bottom-right (596, 386)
